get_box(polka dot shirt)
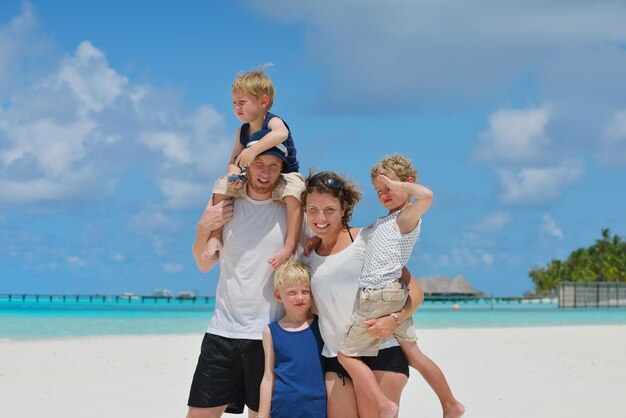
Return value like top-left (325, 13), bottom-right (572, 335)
top-left (360, 211), bottom-right (421, 289)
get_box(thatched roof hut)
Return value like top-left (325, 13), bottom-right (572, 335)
top-left (416, 274), bottom-right (481, 296)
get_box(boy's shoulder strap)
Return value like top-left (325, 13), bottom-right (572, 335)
top-left (239, 122), bottom-right (250, 146)
top-left (268, 320), bottom-right (278, 331)
top-left (262, 112), bottom-right (276, 130)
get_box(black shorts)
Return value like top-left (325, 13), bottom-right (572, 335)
top-left (187, 333), bottom-right (265, 413)
top-left (325, 346), bottom-right (410, 379)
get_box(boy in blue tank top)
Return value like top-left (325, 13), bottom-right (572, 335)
top-left (257, 258), bottom-right (326, 418)
top-left (203, 65), bottom-right (305, 269)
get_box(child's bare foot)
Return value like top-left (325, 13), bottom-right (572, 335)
top-left (202, 237), bottom-right (222, 259)
top-left (443, 402), bottom-right (465, 418)
top-left (267, 247), bottom-right (292, 269)
top-left (379, 401), bottom-right (399, 418)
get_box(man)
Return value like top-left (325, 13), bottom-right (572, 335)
top-left (187, 147), bottom-right (300, 418)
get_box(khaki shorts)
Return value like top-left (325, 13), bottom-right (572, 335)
top-left (212, 172), bottom-right (305, 205)
top-left (339, 281), bottom-right (417, 357)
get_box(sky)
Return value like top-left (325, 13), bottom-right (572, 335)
top-left (1, 0), bottom-right (625, 297)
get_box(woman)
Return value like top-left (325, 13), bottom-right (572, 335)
top-left (300, 171), bottom-right (424, 418)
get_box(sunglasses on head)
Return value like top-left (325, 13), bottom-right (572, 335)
top-left (306, 173), bottom-right (342, 190)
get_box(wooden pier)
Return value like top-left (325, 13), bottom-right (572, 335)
top-left (0, 293), bottom-right (212, 304)
top-left (0, 293), bottom-right (557, 306)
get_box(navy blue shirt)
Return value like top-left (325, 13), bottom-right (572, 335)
top-left (268, 316), bottom-right (326, 417)
top-left (239, 112), bottom-right (299, 173)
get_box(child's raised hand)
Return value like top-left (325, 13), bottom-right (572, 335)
top-left (235, 148), bottom-right (257, 168)
top-left (378, 174), bottom-right (405, 194)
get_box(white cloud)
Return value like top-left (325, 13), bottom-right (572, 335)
top-left (600, 109), bottom-right (626, 165)
top-left (55, 41), bottom-right (127, 113)
top-left (473, 107), bottom-right (586, 207)
top-left (1, 116), bottom-right (96, 178)
top-left (541, 214), bottom-right (564, 240)
top-left (432, 247), bottom-right (495, 268)
top-left (163, 262), bottom-right (183, 273)
top-left (474, 107), bottom-right (552, 164)
top-left (66, 255), bottom-right (85, 267)
top-left (127, 210), bottom-right (179, 234)
top-left (496, 160), bottom-right (584, 205)
top-left (0, 167), bottom-right (96, 203)
top-left (251, 1), bottom-right (626, 173)
top-left (469, 211), bottom-right (512, 233)
top-left (425, 232), bottom-right (496, 269)
top-left (140, 131), bottom-right (192, 165)
top-left (482, 253), bottom-right (495, 266)
top-left (112, 254), bottom-right (125, 261)
top-left (247, 0), bottom-right (626, 109)
top-left (159, 179), bottom-right (212, 210)
top-left (0, 7), bottom-right (231, 207)
top-left (0, 2), bottom-right (57, 97)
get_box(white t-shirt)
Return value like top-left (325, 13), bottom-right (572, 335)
top-left (302, 228), bottom-right (399, 357)
top-left (206, 195), bottom-right (287, 340)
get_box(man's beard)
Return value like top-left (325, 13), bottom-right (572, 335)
top-left (248, 175), bottom-right (279, 195)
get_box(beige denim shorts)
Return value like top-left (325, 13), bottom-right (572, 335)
top-left (339, 281), bottom-right (416, 357)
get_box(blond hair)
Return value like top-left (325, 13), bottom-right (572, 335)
top-left (370, 153), bottom-right (418, 182)
top-left (273, 258), bottom-right (311, 291)
top-left (232, 63), bottom-right (275, 110)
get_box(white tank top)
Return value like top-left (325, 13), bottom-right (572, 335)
top-left (360, 213), bottom-right (421, 289)
top-left (206, 196), bottom-right (287, 339)
top-left (302, 228), bottom-right (399, 357)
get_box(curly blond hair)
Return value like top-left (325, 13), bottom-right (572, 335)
top-left (370, 153), bottom-right (418, 182)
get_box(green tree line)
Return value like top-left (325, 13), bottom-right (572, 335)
top-left (529, 228), bottom-right (626, 293)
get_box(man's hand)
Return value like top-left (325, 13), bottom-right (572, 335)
top-left (196, 198), bottom-right (234, 235)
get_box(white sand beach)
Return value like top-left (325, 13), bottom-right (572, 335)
top-left (1, 325), bottom-right (624, 418)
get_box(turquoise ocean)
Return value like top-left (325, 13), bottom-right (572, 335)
top-left (2, 296), bottom-right (626, 340)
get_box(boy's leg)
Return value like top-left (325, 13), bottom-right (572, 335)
top-left (203, 193), bottom-right (229, 258)
top-left (267, 195), bottom-right (303, 269)
top-left (399, 341), bottom-right (465, 418)
top-left (204, 174), bottom-right (243, 258)
top-left (337, 353), bottom-right (398, 418)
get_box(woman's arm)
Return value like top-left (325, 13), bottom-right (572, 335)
top-left (395, 267), bottom-right (424, 323)
top-left (364, 268), bottom-right (424, 339)
top-left (257, 326), bottom-right (275, 418)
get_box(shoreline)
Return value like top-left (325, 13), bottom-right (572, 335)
top-left (1, 325), bottom-right (624, 417)
top-left (0, 322), bottom-right (624, 342)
